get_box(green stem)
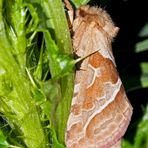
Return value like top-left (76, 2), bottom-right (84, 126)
top-left (42, 0), bottom-right (73, 54)
top-left (41, 0), bottom-right (74, 144)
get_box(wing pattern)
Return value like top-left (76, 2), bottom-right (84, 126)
top-left (65, 5), bottom-right (133, 148)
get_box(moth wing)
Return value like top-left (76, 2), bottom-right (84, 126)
top-left (66, 5), bottom-right (133, 148)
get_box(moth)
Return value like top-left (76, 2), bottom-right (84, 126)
top-left (65, 4), bottom-right (133, 148)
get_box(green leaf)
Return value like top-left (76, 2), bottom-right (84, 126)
top-left (134, 105), bottom-right (148, 148)
top-left (138, 23), bottom-right (148, 37)
top-left (0, 1), bottom-right (47, 147)
top-left (135, 39), bottom-right (148, 53)
top-left (41, 0), bottom-right (73, 54)
top-left (122, 140), bottom-right (133, 148)
top-left (140, 62), bottom-right (148, 88)
top-left (122, 104), bottom-right (148, 148)
top-left (41, 0), bottom-right (74, 145)
top-left (0, 131), bottom-right (8, 148)
top-left (71, 0), bottom-right (91, 8)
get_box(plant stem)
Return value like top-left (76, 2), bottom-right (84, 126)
top-left (41, 0), bottom-right (74, 144)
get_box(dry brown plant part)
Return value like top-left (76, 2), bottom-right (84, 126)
top-left (65, 4), bottom-right (133, 148)
top-left (64, 0), bottom-right (74, 29)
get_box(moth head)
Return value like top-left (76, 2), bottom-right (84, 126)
top-left (75, 5), bottom-right (119, 39)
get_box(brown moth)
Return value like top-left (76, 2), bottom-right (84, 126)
top-left (65, 5), bottom-right (133, 148)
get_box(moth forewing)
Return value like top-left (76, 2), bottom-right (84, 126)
top-left (66, 5), bottom-right (133, 148)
